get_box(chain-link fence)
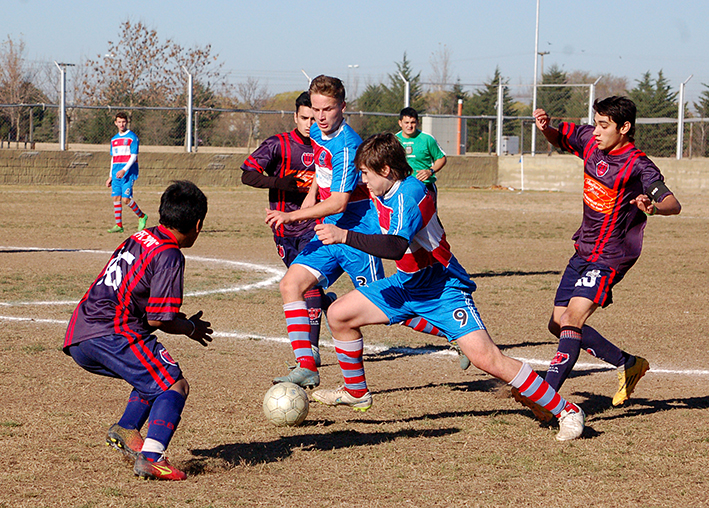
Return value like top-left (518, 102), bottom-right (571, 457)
top-left (1, 102), bottom-right (707, 158)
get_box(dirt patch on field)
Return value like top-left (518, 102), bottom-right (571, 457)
top-left (0, 185), bottom-right (707, 507)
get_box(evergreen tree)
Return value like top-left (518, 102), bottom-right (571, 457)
top-left (463, 68), bottom-right (514, 153)
top-left (692, 83), bottom-right (709, 157)
top-left (628, 70), bottom-right (677, 156)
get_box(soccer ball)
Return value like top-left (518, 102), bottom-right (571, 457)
top-left (263, 382), bottom-right (309, 427)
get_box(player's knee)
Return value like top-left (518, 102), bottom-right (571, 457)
top-left (548, 318), bottom-right (561, 337)
top-left (169, 378), bottom-right (189, 399)
top-left (121, 197), bottom-right (131, 205)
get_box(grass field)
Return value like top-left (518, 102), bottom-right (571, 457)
top-left (1, 184), bottom-right (707, 508)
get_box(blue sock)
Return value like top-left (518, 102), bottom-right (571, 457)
top-left (581, 325), bottom-right (629, 367)
top-left (117, 390), bottom-right (152, 431)
top-left (143, 390), bottom-right (186, 461)
top-left (545, 326), bottom-right (582, 391)
top-left (304, 288), bottom-right (324, 348)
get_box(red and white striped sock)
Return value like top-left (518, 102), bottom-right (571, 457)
top-left (283, 301), bottom-right (316, 372)
top-left (333, 337), bottom-right (368, 398)
top-left (510, 362), bottom-right (579, 417)
top-left (127, 199), bottom-right (144, 218)
top-left (113, 201), bottom-right (123, 227)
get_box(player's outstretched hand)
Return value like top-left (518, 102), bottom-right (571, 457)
top-left (315, 223), bottom-right (347, 245)
top-left (630, 194), bottom-right (655, 215)
top-left (187, 310), bottom-right (213, 347)
top-left (266, 208), bottom-right (291, 228)
top-left (533, 109), bottom-right (550, 131)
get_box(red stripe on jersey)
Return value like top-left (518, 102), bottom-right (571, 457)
top-left (588, 151), bottom-right (639, 261)
top-left (113, 155), bottom-right (131, 163)
top-left (148, 297), bottom-right (182, 305)
top-left (242, 156), bottom-right (265, 173)
top-left (145, 305), bottom-right (180, 313)
top-left (129, 341), bottom-right (175, 390)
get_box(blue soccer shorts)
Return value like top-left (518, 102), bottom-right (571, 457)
top-left (554, 253), bottom-right (629, 309)
top-left (111, 173), bottom-right (137, 198)
top-left (357, 269), bottom-right (486, 342)
top-left (68, 334), bottom-right (183, 401)
top-left (292, 237), bottom-right (384, 290)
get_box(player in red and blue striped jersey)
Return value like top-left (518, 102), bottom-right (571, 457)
top-left (522, 96), bottom-right (681, 418)
top-left (64, 181), bottom-right (212, 480)
top-left (311, 133), bottom-right (585, 441)
top-left (106, 112), bottom-right (147, 234)
top-left (241, 92), bottom-right (329, 366)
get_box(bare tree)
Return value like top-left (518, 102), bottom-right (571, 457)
top-left (0, 36), bottom-right (42, 141)
top-left (428, 44), bottom-right (453, 114)
top-left (236, 76), bottom-right (272, 148)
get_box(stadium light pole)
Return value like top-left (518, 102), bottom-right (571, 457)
top-left (398, 72), bottom-right (410, 108)
top-left (348, 64), bottom-right (359, 100)
top-left (588, 76), bottom-right (602, 124)
top-left (531, 0), bottom-right (540, 156)
top-left (182, 66), bottom-right (193, 153)
top-left (677, 74), bottom-right (693, 160)
top-left (54, 61), bottom-right (75, 151)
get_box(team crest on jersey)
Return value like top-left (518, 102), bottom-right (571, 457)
top-left (302, 152), bottom-right (314, 167)
top-left (596, 160), bottom-right (609, 177)
top-left (277, 244), bottom-right (286, 260)
top-left (159, 348), bottom-right (177, 366)
top-left (318, 151), bottom-right (328, 166)
top-left (549, 351), bottom-right (570, 366)
top-left (405, 145), bottom-right (413, 155)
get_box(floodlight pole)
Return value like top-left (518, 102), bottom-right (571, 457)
top-left (301, 69), bottom-right (312, 86)
top-left (54, 61), bottom-right (74, 151)
top-left (588, 76), bottom-right (602, 125)
top-left (677, 74), bottom-right (693, 160)
top-left (398, 72), bottom-right (410, 108)
top-left (531, 0), bottom-right (540, 156)
top-left (496, 84), bottom-right (504, 156)
top-left (182, 66), bottom-right (193, 153)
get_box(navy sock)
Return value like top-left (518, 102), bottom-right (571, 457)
top-left (143, 390), bottom-right (186, 460)
top-left (581, 325), bottom-right (629, 368)
top-left (545, 326), bottom-right (582, 391)
top-left (304, 288), bottom-right (324, 348)
top-left (117, 390), bottom-right (152, 431)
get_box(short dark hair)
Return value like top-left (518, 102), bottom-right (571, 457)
top-left (399, 107), bottom-right (419, 121)
top-left (309, 75), bottom-right (346, 103)
top-left (115, 112), bottom-right (129, 121)
top-left (159, 180), bottom-right (208, 234)
top-left (355, 132), bottom-right (412, 181)
top-left (594, 96), bottom-right (636, 141)
top-left (295, 91), bottom-right (311, 113)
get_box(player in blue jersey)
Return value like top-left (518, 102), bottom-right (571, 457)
top-left (310, 133), bottom-right (585, 441)
top-left (106, 112), bottom-right (148, 234)
top-left (265, 75), bottom-right (382, 389)
top-left (241, 92), bottom-right (330, 366)
top-left (64, 180), bottom-right (212, 480)
top-left (513, 96), bottom-right (681, 422)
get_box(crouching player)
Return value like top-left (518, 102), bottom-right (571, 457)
top-left (311, 133), bottom-right (585, 441)
top-left (64, 180), bottom-right (213, 479)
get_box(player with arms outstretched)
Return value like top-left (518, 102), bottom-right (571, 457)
top-left (310, 133), bottom-right (585, 441)
top-left (514, 96), bottom-right (681, 421)
top-left (64, 180), bottom-right (212, 480)
top-left (241, 91), bottom-right (329, 365)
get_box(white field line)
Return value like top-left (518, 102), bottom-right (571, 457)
top-left (1, 246), bottom-right (707, 377)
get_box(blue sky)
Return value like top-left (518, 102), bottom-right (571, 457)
top-left (6, 0), bottom-right (708, 107)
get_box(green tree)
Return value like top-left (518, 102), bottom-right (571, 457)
top-left (692, 83), bottom-right (709, 157)
top-left (628, 70), bottom-right (677, 156)
top-left (462, 68), bottom-right (514, 153)
top-left (537, 64), bottom-right (572, 120)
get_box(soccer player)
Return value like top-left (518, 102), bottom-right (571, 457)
top-left (265, 75), bottom-right (383, 389)
top-left (310, 133), bottom-right (585, 441)
top-left (241, 91), bottom-right (329, 366)
top-left (514, 96), bottom-right (681, 421)
top-left (106, 112), bottom-right (148, 234)
top-left (396, 107), bottom-right (447, 188)
top-left (64, 180), bottom-right (212, 480)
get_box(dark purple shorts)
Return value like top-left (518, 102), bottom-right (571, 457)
top-left (554, 253), bottom-right (627, 309)
top-left (275, 229), bottom-right (316, 267)
top-left (68, 334), bottom-right (183, 401)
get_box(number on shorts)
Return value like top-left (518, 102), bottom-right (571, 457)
top-left (453, 308), bottom-right (468, 328)
top-left (355, 276), bottom-right (368, 287)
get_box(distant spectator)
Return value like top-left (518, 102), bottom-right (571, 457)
top-left (395, 107), bottom-right (447, 189)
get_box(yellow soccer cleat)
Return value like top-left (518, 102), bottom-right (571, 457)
top-left (612, 356), bottom-right (650, 406)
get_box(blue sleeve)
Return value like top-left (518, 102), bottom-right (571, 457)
top-left (387, 192), bottom-right (423, 243)
top-left (329, 135), bottom-right (359, 194)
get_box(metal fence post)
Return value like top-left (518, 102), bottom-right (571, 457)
top-left (496, 84), bottom-right (503, 156)
top-left (677, 75), bottom-right (693, 160)
top-left (182, 66), bottom-right (193, 153)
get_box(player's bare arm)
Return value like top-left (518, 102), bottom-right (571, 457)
top-left (266, 191), bottom-right (350, 229)
top-left (533, 108), bottom-right (561, 147)
top-left (148, 310), bottom-right (213, 347)
top-left (301, 178), bottom-right (319, 209)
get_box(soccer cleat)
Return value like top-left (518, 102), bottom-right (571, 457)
top-left (311, 386), bottom-right (373, 412)
top-left (107, 225), bottom-right (124, 233)
top-left (510, 387), bottom-right (554, 423)
top-left (106, 423), bottom-right (144, 460)
top-left (311, 345), bottom-right (321, 368)
top-left (134, 453), bottom-right (187, 481)
top-left (137, 214), bottom-right (148, 231)
top-left (272, 362), bottom-right (320, 389)
top-left (612, 356), bottom-right (650, 406)
top-left (556, 403), bottom-right (585, 441)
top-left (451, 340), bottom-right (471, 370)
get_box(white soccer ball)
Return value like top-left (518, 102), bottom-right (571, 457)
top-left (263, 382), bottom-right (309, 427)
